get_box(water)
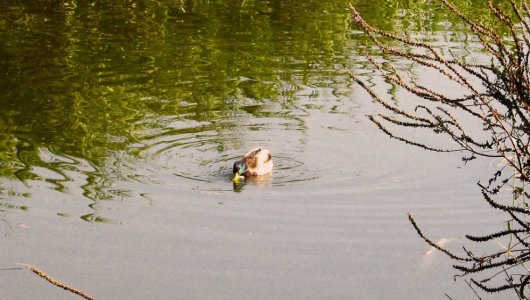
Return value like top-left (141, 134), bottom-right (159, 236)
top-left (0, 0), bottom-right (509, 299)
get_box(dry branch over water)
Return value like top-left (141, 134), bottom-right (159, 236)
top-left (350, 0), bottom-right (530, 298)
top-left (22, 264), bottom-right (94, 300)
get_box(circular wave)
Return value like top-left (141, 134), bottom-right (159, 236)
top-left (137, 129), bottom-right (317, 189)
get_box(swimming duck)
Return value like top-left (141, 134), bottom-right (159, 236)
top-left (233, 147), bottom-right (273, 182)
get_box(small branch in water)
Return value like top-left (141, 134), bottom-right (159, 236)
top-left (407, 213), bottom-right (471, 262)
top-left (464, 279), bottom-right (483, 300)
top-left (20, 264), bottom-right (94, 300)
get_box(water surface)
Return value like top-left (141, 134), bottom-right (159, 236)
top-left (0, 0), bottom-right (506, 299)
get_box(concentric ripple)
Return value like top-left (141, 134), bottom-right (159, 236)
top-left (136, 125), bottom-right (317, 189)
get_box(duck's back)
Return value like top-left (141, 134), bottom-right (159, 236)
top-left (244, 147), bottom-right (273, 176)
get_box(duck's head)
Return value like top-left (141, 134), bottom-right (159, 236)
top-left (232, 160), bottom-right (247, 183)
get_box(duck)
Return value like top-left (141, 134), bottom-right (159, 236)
top-left (233, 147), bottom-right (273, 182)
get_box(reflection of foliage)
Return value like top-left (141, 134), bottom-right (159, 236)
top-left (350, 0), bottom-right (530, 298)
top-left (0, 0), bottom-right (353, 203)
top-left (0, 202), bottom-right (29, 212)
top-left (0, 0), bottom-right (353, 157)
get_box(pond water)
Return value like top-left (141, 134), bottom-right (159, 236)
top-left (0, 0), bottom-right (508, 299)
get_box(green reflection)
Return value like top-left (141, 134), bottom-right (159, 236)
top-left (0, 0), bottom-right (353, 201)
top-left (80, 213), bottom-right (111, 223)
top-left (0, 0), bottom-right (512, 215)
top-left (0, 202), bottom-right (29, 212)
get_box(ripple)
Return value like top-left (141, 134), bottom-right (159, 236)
top-left (138, 128), bottom-right (317, 189)
top-left (269, 155), bottom-right (318, 186)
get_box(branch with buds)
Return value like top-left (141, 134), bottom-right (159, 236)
top-left (349, 1), bottom-right (530, 298)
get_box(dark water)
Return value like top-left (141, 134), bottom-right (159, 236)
top-left (0, 0), bottom-right (506, 299)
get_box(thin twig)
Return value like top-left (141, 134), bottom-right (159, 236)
top-left (407, 213), bottom-right (472, 261)
top-left (21, 264), bottom-right (94, 300)
top-left (465, 279), bottom-right (483, 300)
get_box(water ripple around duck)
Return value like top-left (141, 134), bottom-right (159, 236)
top-left (136, 125), bottom-right (317, 190)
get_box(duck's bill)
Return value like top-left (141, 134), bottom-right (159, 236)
top-left (233, 174), bottom-right (240, 183)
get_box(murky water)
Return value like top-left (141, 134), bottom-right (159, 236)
top-left (0, 0), bottom-right (507, 299)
